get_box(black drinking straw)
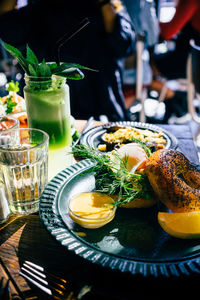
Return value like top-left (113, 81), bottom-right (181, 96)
top-left (55, 18), bottom-right (90, 65)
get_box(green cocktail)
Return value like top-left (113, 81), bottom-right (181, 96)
top-left (2, 42), bottom-right (92, 179)
top-left (24, 75), bottom-right (72, 180)
top-left (24, 76), bottom-right (71, 148)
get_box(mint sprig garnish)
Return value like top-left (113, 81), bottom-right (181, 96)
top-left (26, 44), bottom-right (39, 67)
top-left (39, 59), bottom-right (52, 77)
top-left (3, 42), bottom-right (96, 80)
top-left (3, 42), bottom-right (29, 73)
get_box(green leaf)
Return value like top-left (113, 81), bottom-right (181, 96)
top-left (48, 63), bottom-right (58, 70)
top-left (28, 64), bottom-right (38, 76)
top-left (39, 60), bottom-right (52, 77)
top-left (56, 68), bottom-right (84, 80)
top-left (63, 62), bottom-right (97, 72)
top-left (5, 96), bottom-right (17, 114)
top-left (3, 42), bottom-right (29, 73)
top-left (52, 62), bottom-right (97, 75)
top-left (26, 45), bottom-right (40, 75)
top-left (6, 81), bottom-right (19, 93)
top-left (26, 44), bottom-right (39, 66)
top-left (51, 63), bottom-right (73, 74)
top-left (2, 42), bottom-right (92, 80)
top-left (71, 144), bottom-right (153, 207)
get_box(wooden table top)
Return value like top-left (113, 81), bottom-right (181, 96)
top-left (0, 121), bottom-right (200, 299)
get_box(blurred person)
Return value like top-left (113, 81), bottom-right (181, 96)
top-left (122, 0), bottom-right (174, 101)
top-left (0, 0), bottom-right (17, 15)
top-left (123, 0), bottom-right (159, 48)
top-left (159, 0), bottom-right (200, 44)
top-left (148, 0), bottom-right (200, 123)
top-left (154, 0), bottom-right (200, 79)
top-left (122, 0), bottom-right (159, 87)
top-left (0, 0), bottom-right (135, 121)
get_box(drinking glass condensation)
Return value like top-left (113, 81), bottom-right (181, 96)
top-left (0, 116), bottom-right (19, 223)
top-left (24, 75), bottom-right (72, 181)
top-left (0, 128), bottom-right (49, 214)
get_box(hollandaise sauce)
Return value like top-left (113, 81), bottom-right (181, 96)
top-left (68, 192), bottom-right (116, 229)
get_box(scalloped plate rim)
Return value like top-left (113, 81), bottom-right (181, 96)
top-left (79, 121), bottom-right (178, 150)
top-left (39, 159), bottom-right (200, 277)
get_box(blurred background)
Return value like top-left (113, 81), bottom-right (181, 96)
top-left (0, 0), bottom-right (199, 125)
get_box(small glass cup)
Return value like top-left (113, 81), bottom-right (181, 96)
top-left (0, 128), bottom-right (49, 215)
top-left (0, 116), bottom-right (19, 223)
top-left (68, 193), bottom-right (116, 229)
top-left (0, 115), bottom-right (19, 132)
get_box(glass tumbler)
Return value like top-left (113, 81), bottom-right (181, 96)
top-left (0, 115), bottom-right (20, 223)
top-left (0, 128), bottom-right (49, 214)
top-left (0, 115), bottom-right (19, 132)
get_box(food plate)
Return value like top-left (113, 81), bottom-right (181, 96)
top-left (79, 121), bottom-right (178, 151)
top-left (40, 159), bottom-right (200, 277)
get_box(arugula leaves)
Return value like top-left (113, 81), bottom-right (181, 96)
top-left (3, 42), bottom-right (96, 80)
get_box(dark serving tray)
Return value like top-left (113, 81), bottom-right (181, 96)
top-left (79, 121), bottom-right (178, 150)
top-left (40, 159), bottom-right (200, 278)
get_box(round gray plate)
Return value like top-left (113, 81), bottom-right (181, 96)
top-left (40, 159), bottom-right (200, 278)
top-left (80, 121), bottom-right (178, 150)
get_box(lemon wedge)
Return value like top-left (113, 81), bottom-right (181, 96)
top-left (158, 211), bottom-right (200, 239)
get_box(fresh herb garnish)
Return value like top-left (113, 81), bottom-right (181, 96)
top-left (3, 42), bottom-right (96, 80)
top-left (72, 144), bottom-right (154, 207)
top-left (130, 137), bottom-right (152, 157)
top-left (6, 80), bottom-right (19, 93)
top-left (0, 81), bottom-right (19, 114)
top-left (5, 96), bottom-right (17, 114)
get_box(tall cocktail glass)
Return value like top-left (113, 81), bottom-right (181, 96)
top-left (24, 75), bottom-right (72, 180)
